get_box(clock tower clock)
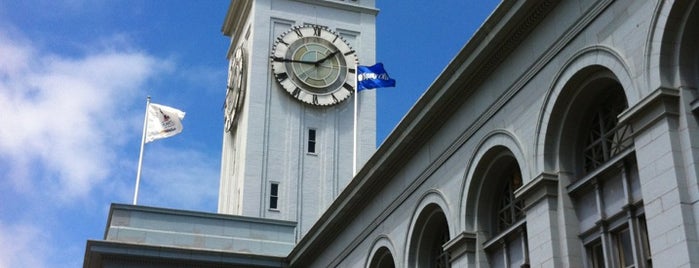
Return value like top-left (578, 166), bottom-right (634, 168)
top-left (220, 0), bottom-right (378, 239)
top-left (271, 24), bottom-right (358, 106)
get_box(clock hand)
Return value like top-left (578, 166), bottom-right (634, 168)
top-left (271, 56), bottom-right (316, 64)
top-left (314, 51), bottom-right (339, 64)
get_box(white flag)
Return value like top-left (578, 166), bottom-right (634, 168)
top-left (145, 103), bottom-right (185, 143)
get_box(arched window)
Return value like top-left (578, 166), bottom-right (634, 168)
top-left (432, 219), bottom-right (450, 268)
top-left (369, 246), bottom-right (396, 268)
top-left (568, 85), bottom-right (652, 268)
top-left (581, 89), bottom-right (633, 173)
top-left (482, 154), bottom-right (529, 268)
top-left (497, 167), bottom-right (524, 232)
top-left (408, 204), bottom-right (450, 268)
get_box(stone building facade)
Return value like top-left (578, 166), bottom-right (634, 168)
top-left (85, 0), bottom-right (699, 267)
top-left (288, 0), bottom-right (699, 267)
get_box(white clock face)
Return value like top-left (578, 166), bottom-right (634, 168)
top-left (225, 46), bottom-right (245, 132)
top-left (271, 25), bottom-right (358, 106)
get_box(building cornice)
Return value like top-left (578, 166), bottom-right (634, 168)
top-left (291, 0), bottom-right (378, 15)
top-left (84, 240), bottom-right (286, 268)
top-left (221, 0), bottom-right (250, 37)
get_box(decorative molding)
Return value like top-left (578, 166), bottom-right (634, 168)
top-left (291, 0), bottom-right (379, 15)
top-left (618, 87), bottom-right (680, 136)
top-left (482, 219), bottom-right (526, 250)
top-left (443, 231), bottom-right (477, 260)
top-left (566, 148), bottom-right (634, 196)
top-left (515, 171), bottom-right (558, 210)
top-left (222, 0), bottom-right (253, 44)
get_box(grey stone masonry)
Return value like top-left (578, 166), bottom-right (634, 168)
top-left (103, 204), bottom-right (296, 257)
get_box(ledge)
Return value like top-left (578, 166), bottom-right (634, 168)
top-left (84, 240), bottom-right (286, 268)
top-left (104, 204), bottom-right (297, 258)
top-left (617, 87), bottom-right (680, 136)
top-left (515, 172), bottom-right (558, 209)
top-left (443, 231), bottom-right (477, 260)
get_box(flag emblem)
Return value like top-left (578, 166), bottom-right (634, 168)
top-left (357, 63), bottom-right (396, 91)
top-left (145, 103), bottom-right (185, 143)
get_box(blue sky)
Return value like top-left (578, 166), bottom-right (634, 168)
top-left (0, 1), bottom-right (498, 267)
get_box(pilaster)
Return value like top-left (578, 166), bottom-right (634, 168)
top-left (515, 172), bottom-right (561, 267)
top-left (618, 87), bottom-right (698, 266)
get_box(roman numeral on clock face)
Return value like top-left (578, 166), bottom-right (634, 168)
top-left (342, 82), bottom-right (354, 93)
top-left (276, 37), bottom-right (289, 46)
top-left (276, 72), bottom-right (289, 81)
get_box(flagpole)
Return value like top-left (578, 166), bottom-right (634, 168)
top-left (134, 96), bottom-right (151, 205)
top-left (353, 64), bottom-right (358, 176)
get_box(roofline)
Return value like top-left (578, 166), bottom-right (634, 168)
top-left (109, 203), bottom-right (297, 227)
top-left (84, 240), bottom-right (287, 268)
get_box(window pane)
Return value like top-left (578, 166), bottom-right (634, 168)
top-left (270, 196), bottom-right (278, 209)
top-left (587, 241), bottom-right (605, 268)
top-left (488, 247), bottom-right (505, 268)
top-left (638, 216), bottom-right (652, 267)
top-left (616, 227), bottom-right (634, 268)
top-left (270, 183), bottom-right (279, 209)
top-left (308, 129), bottom-right (316, 153)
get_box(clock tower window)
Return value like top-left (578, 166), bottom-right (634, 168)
top-left (308, 128), bottom-right (317, 154)
top-left (269, 182), bottom-right (279, 210)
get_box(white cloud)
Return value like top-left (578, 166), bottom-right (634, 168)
top-left (0, 221), bottom-right (50, 268)
top-left (0, 6), bottom-right (226, 268)
top-left (0, 30), bottom-right (168, 200)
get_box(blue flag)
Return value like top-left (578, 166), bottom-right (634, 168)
top-left (357, 63), bottom-right (396, 91)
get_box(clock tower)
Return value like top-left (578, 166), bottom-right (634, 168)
top-left (219, 0), bottom-right (378, 238)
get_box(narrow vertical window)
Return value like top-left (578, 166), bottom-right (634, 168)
top-left (587, 240), bottom-right (605, 268)
top-left (269, 182), bottom-right (279, 210)
top-left (308, 128), bottom-right (317, 154)
top-left (615, 227), bottom-right (634, 267)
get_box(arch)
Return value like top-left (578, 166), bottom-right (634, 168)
top-left (536, 68), bottom-right (631, 266)
top-left (461, 130), bottom-right (528, 231)
top-left (646, 0), bottom-right (699, 89)
top-left (461, 141), bottom-right (527, 267)
top-left (536, 46), bottom-right (638, 173)
top-left (536, 52), bottom-right (653, 266)
top-left (405, 191), bottom-right (451, 267)
top-left (366, 236), bottom-right (397, 268)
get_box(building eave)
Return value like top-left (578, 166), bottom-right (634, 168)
top-left (84, 240), bottom-right (287, 268)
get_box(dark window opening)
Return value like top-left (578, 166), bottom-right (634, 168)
top-left (269, 182), bottom-right (279, 209)
top-left (497, 163), bottom-right (525, 232)
top-left (308, 129), bottom-right (317, 154)
top-left (582, 89), bottom-right (632, 173)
